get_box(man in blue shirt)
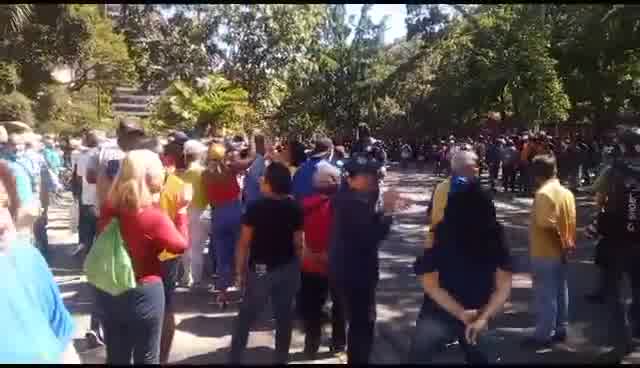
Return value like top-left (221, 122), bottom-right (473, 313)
top-left (292, 137), bottom-right (334, 200)
top-left (242, 134), bottom-right (267, 209)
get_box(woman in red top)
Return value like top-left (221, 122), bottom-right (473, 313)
top-left (97, 149), bottom-right (188, 365)
top-left (202, 141), bottom-right (256, 307)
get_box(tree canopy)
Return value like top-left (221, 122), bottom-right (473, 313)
top-left (1, 4), bottom-right (639, 136)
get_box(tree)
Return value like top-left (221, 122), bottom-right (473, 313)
top-left (220, 4), bottom-right (327, 114)
top-left (0, 4), bottom-right (33, 38)
top-left (116, 5), bottom-right (223, 91)
top-left (0, 91), bottom-right (35, 126)
top-left (152, 73), bottom-right (254, 133)
top-left (66, 5), bottom-right (137, 93)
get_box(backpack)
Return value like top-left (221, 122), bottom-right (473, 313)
top-left (83, 219), bottom-right (137, 296)
top-left (599, 160), bottom-right (640, 243)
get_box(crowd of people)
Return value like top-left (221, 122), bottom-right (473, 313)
top-left (392, 132), bottom-right (607, 194)
top-left (1, 117), bottom-right (639, 365)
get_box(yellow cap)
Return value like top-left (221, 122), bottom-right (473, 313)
top-left (208, 143), bottom-right (226, 161)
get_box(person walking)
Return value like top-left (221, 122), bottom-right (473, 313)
top-left (230, 162), bottom-right (304, 364)
top-left (522, 154), bottom-right (576, 350)
top-left (97, 149), bottom-right (188, 364)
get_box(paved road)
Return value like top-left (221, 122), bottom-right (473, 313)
top-left (48, 168), bottom-right (639, 364)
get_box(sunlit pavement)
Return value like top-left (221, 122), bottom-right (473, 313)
top-left (49, 167), bottom-right (639, 364)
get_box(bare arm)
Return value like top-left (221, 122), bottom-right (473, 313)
top-left (293, 229), bottom-right (304, 261)
top-left (421, 272), bottom-right (468, 323)
top-left (229, 134), bottom-right (258, 172)
top-left (235, 224), bottom-right (253, 280)
top-left (476, 268), bottom-right (512, 322)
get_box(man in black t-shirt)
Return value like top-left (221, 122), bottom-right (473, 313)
top-left (409, 181), bottom-right (512, 364)
top-left (230, 162), bottom-right (304, 365)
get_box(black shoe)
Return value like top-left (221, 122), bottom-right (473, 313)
top-left (330, 344), bottom-right (346, 354)
top-left (520, 337), bottom-right (553, 351)
top-left (85, 330), bottom-right (104, 349)
top-left (595, 346), bottom-right (633, 364)
top-left (551, 331), bottom-right (567, 343)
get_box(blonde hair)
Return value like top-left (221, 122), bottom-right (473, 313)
top-left (108, 150), bottom-right (164, 212)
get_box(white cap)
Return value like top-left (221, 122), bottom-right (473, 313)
top-left (313, 161), bottom-right (341, 189)
top-left (184, 140), bottom-right (207, 155)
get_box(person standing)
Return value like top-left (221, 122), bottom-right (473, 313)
top-left (408, 178), bottom-right (512, 363)
top-left (97, 150), bottom-right (188, 364)
top-left (230, 162), bottom-right (304, 364)
top-left (426, 151), bottom-right (479, 249)
top-left (203, 140), bottom-right (256, 307)
top-left (157, 134), bottom-right (191, 364)
top-left (588, 125), bottom-right (640, 363)
top-left (500, 140), bottom-right (519, 192)
top-left (182, 140), bottom-right (210, 290)
top-left (522, 154), bottom-right (576, 349)
top-left (328, 153), bottom-right (407, 364)
top-left (298, 161), bottom-right (346, 359)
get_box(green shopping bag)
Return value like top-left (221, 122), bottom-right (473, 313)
top-left (83, 219), bottom-right (137, 296)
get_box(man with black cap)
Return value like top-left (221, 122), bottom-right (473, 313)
top-left (291, 136), bottom-right (334, 200)
top-left (328, 152), bottom-right (407, 364)
top-left (86, 117), bottom-right (147, 210)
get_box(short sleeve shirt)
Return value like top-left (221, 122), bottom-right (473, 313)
top-left (242, 197), bottom-right (303, 270)
top-left (414, 228), bottom-right (512, 317)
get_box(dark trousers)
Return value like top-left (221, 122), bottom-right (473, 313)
top-left (230, 260), bottom-right (301, 364)
top-left (78, 204), bottom-right (98, 250)
top-left (488, 163), bottom-right (500, 188)
top-left (518, 165), bottom-right (530, 193)
top-left (603, 247), bottom-right (640, 351)
top-left (297, 272), bottom-right (346, 353)
top-left (408, 311), bottom-right (500, 363)
top-left (336, 284), bottom-right (377, 364)
top-left (502, 165), bottom-right (517, 191)
top-left (98, 282), bottom-right (165, 364)
top-left (79, 203), bottom-right (100, 332)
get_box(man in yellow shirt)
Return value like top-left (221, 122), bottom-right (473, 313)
top-left (182, 140), bottom-right (210, 289)
top-left (524, 154), bottom-right (576, 349)
top-left (425, 150), bottom-right (479, 248)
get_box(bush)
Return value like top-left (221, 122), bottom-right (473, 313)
top-left (0, 62), bottom-right (20, 94)
top-left (0, 91), bottom-right (35, 126)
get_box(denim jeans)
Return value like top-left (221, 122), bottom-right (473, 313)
top-left (230, 259), bottom-right (301, 364)
top-left (98, 282), bottom-right (165, 364)
top-left (530, 257), bottom-right (569, 341)
top-left (408, 311), bottom-right (501, 364)
top-left (210, 200), bottom-right (242, 291)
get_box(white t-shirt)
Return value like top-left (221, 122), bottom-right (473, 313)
top-left (77, 148), bottom-right (97, 206)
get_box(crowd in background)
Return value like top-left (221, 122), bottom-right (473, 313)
top-left (1, 117), bottom-right (639, 365)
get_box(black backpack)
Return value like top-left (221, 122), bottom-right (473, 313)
top-left (599, 160), bottom-right (640, 243)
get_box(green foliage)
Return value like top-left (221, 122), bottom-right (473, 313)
top-left (0, 62), bottom-right (20, 94)
top-left (68, 5), bottom-right (137, 92)
top-left (0, 91), bottom-right (35, 126)
top-left (152, 74), bottom-right (254, 132)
